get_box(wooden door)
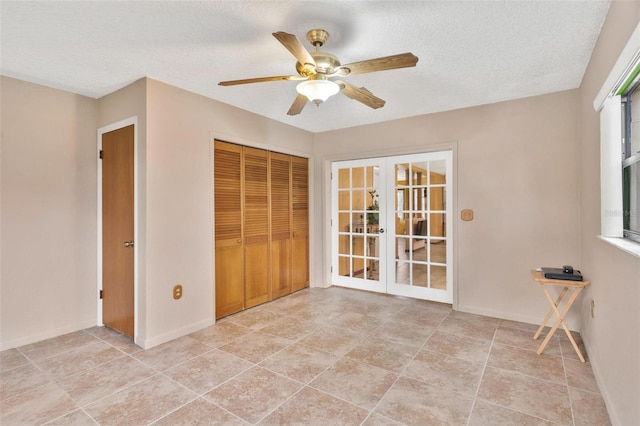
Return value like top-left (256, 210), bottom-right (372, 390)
top-left (243, 147), bottom-right (271, 308)
top-left (102, 125), bottom-right (135, 337)
top-left (214, 141), bottom-right (244, 319)
top-left (291, 156), bottom-right (309, 292)
top-left (270, 152), bottom-right (292, 299)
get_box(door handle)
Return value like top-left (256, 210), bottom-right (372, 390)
top-left (123, 241), bottom-right (134, 248)
top-left (379, 228), bottom-right (385, 234)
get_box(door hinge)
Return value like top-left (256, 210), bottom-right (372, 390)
top-left (99, 290), bottom-right (103, 299)
top-left (99, 150), bottom-right (103, 159)
top-left (331, 266), bottom-right (333, 273)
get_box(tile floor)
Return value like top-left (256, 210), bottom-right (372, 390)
top-left (1, 287), bottom-right (610, 425)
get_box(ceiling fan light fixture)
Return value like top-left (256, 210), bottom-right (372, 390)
top-left (296, 79), bottom-right (339, 105)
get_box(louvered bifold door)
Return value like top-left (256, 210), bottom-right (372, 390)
top-left (243, 147), bottom-right (271, 308)
top-left (214, 141), bottom-right (244, 319)
top-left (270, 152), bottom-right (292, 299)
top-left (291, 156), bottom-right (310, 292)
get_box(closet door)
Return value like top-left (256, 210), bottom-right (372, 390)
top-left (270, 152), bottom-right (292, 299)
top-left (291, 156), bottom-right (309, 292)
top-left (243, 147), bottom-right (271, 308)
top-left (214, 141), bottom-right (244, 319)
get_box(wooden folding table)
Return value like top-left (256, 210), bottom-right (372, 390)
top-left (531, 270), bottom-right (590, 362)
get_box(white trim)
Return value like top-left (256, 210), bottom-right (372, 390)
top-left (97, 116), bottom-right (139, 344)
top-left (384, 150), bottom-right (454, 303)
top-left (142, 318), bottom-right (212, 349)
top-left (329, 147), bottom-right (455, 305)
top-left (0, 319), bottom-right (98, 351)
top-left (600, 96), bottom-right (624, 237)
top-left (322, 141), bottom-right (457, 163)
top-left (208, 135), bottom-right (216, 321)
top-left (330, 158), bottom-right (388, 295)
top-left (598, 236), bottom-right (640, 258)
top-left (595, 21), bottom-right (640, 256)
top-left (593, 21), bottom-right (640, 111)
top-left (457, 303), bottom-right (581, 332)
top-left (322, 141), bottom-right (458, 305)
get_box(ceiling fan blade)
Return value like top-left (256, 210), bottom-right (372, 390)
top-left (339, 52), bottom-right (418, 76)
top-left (273, 32), bottom-right (316, 66)
top-left (336, 81), bottom-right (386, 109)
top-left (287, 94), bottom-right (308, 116)
top-left (218, 75), bottom-right (306, 86)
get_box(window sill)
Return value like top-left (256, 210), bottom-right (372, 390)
top-left (598, 236), bottom-right (640, 258)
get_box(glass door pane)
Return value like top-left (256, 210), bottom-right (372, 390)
top-left (386, 152), bottom-right (452, 303)
top-left (332, 159), bottom-right (386, 294)
top-left (331, 150), bottom-right (452, 304)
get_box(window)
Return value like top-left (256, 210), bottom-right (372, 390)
top-left (622, 83), bottom-right (640, 242)
top-left (594, 20), bottom-right (640, 256)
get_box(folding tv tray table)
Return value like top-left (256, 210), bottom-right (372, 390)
top-left (530, 270), bottom-right (590, 363)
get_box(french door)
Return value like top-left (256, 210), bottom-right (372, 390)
top-left (332, 159), bottom-right (387, 294)
top-left (331, 151), bottom-right (453, 303)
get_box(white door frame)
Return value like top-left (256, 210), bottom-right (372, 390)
top-left (325, 143), bottom-right (457, 307)
top-left (331, 158), bottom-right (388, 294)
top-left (384, 150), bottom-right (453, 303)
top-left (97, 116), bottom-right (139, 343)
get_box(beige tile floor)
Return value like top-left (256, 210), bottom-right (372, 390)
top-left (1, 287), bottom-right (610, 425)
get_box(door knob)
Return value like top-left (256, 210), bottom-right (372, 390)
top-left (379, 228), bottom-right (385, 233)
top-left (123, 241), bottom-right (134, 248)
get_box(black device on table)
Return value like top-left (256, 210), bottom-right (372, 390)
top-left (541, 265), bottom-right (583, 281)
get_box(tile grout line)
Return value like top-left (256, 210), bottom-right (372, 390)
top-left (8, 331), bottom-right (150, 425)
top-left (251, 307), bottom-right (417, 425)
top-left (147, 368), bottom-right (249, 426)
top-left (562, 354), bottom-right (578, 426)
top-left (365, 307), bottom-right (451, 423)
top-left (466, 323), bottom-right (498, 426)
top-left (474, 322), bottom-right (576, 425)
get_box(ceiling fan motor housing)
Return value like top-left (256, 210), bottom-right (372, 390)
top-left (293, 29), bottom-right (341, 76)
top-left (306, 29), bottom-right (329, 47)
top-left (310, 52), bottom-right (341, 75)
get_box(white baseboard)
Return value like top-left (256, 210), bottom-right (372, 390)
top-left (137, 318), bottom-right (213, 350)
top-left (581, 335), bottom-right (622, 426)
top-left (456, 304), bottom-right (581, 331)
top-left (0, 318), bottom-right (98, 351)
top-left (309, 282), bottom-right (332, 289)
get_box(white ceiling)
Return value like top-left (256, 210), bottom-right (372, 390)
top-left (1, 1), bottom-right (610, 133)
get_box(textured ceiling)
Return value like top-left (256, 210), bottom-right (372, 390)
top-left (1, 1), bottom-right (610, 133)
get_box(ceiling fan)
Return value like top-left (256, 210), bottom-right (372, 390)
top-left (218, 29), bottom-right (419, 115)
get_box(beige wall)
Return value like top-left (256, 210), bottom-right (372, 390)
top-left (0, 76), bottom-right (314, 350)
top-left (1, 77), bottom-right (98, 348)
top-left (141, 79), bottom-right (314, 347)
top-left (315, 90), bottom-right (581, 327)
top-left (96, 78), bottom-right (148, 344)
top-left (2, 6), bottom-right (639, 420)
top-left (578, 2), bottom-right (640, 424)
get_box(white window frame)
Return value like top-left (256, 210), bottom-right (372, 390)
top-left (594, 21), bottom-right (640, 258)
